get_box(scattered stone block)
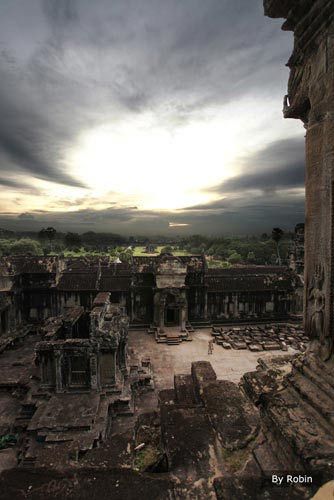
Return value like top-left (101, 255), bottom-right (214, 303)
top-left (232, 341), bottom-right (247, 350)
top-left (248, 344), bottom-right (263, 352)
top-left (263, 342), bottom-right (280, 351)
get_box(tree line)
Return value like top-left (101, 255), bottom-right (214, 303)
top-left (0, 226), bottom-right (293, 266)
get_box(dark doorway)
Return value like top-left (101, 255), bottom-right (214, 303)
top-left (165, 307), bottom-right (179, 326)
top-left (0, 309), bottom-right (8, 335)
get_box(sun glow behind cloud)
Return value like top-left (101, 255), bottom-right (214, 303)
top-left (0, 99), bottom-right (302, 220)
top-left (68, 111), bottom-right (244, 211)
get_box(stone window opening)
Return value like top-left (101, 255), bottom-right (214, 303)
top-left (69, 356), bottom-right (89, 387)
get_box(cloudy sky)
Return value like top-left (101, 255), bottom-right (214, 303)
top-left (0, 0), bottom-right (305, 235)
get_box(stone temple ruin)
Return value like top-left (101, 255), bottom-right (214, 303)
top-left (0, 253), bottom-right (303, 339)
top-left (36, 294), bottom-right (129, 395)
top-left (1, 1), bottom-right (334, 498)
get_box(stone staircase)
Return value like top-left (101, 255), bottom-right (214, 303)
top-left (129, 322), bottom-right (150, 331)
top-left (241, 352), bottom-right (334, 490)
top-left (185, 321), bottom-right (195, 333)
top-left (14, 403), bottom-right (36, 432)
top-left (147, 324), bottom-right (194, 345)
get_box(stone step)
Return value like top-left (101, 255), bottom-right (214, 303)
top-left (296, 355), bottom-right (334, 399)
top-left (252, 439), bottom-right (286, 476)
top-left (264, 386), bottom-right (334, 468)
top-left (129, 323), bottom-right (150, 331)
top-left (19, 457), bottom-right (37, 468)
top-left (290, 371), bottom-right (334, 427)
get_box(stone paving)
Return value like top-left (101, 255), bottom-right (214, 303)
top-left (128, 328), bottom-right (296, 389)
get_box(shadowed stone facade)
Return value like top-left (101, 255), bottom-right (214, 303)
top-left (36, 293), bottom-right (129, 393)
top-left (0, 255), bottom-right (302, 342)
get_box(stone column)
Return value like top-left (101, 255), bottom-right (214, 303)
top-left (180, 304), bottom-right (186, 331)
top-left (159, 303), bottom-right (165, 333)
top-left (233, 293), bottom-right (239, 318)
top-left (55, 351), bottom-right (63, 393)
top-left (108, 351), bottom-right (116, 386)
top-left (90, 353), bottom-right (98, 390)
top-left (120, 341), bottom-right (127, 375)
top-left (204, 289), bottom-right (208, 319)
top-left (303, 109), bottom-right (334, 360)
top-left (130, 290), bottom-right (134, 321)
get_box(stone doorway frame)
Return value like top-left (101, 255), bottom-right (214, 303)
top-left (154, 288), bottom-right (187, 332)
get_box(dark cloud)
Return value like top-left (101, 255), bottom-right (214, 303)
top-left (17, 212), bottom-right (35, 220)
top-left (0, 177), bottom-right (29, 189)
top-left (0, 0), bottom-right (293, 188)
top-left (215, 137), bottom-right (305, 195)
top-left (43, 0), bottom-right (78, 27)
top-left (0, 190), bottom-right (304, 235)
top-left (0, 1), bottom-right (303, 233)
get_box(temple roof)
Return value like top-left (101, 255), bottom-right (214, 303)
top-left (1, 256), bottom-right (299, 294)
top-left (57, 271), bottom-right (98, 291)
top-left (99, 275), bottom-right (132, 292)
top-left (0, 256), bottom-right (58, 274)
top-left (205, 275), bottom-right (294, 292)
top-left (205, 267), bottom-right (296, 292)
top-left (206, 266), bottom-right (287, 276)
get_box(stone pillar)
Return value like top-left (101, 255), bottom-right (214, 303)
top-left (120, 341), bottom-right (127, 375)
top-left (90, 353), bottom-right (98, 390)
top-left (180, 304), bottom-right (187, 331)
top-left (130, 290), bottom-right (134, 321)
top-left (204, 289), bottom-right (208, 319)
top-left (303, 110), bottom-right (334, 360)
top-left (233, 293), bottom-right (239, 318)
top-left (55, 351), bottom-right (63, 393)
top-left (159, 304), bottom-right (165, 333)
top-left (109, 351), bottom-right (116, 385)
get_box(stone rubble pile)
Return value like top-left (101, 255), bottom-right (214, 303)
top-left (212, 323), bottom-right (308, 352)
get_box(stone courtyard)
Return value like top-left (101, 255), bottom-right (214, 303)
top-left (128, 328), bottom-right (295, 389)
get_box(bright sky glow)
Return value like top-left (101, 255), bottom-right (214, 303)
top-left (66, 100), bottom-right (299, 212)
top-left (69, 115), bottom-right (235, 210)
top-left (0, 0), bottom-right (306, 234)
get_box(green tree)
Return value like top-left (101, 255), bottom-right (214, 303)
top-left (228, 252), bottom-right (242, 264)
top-left (39, 227), bottom-right (57, 252)
top-left (160, 246), bottom-right (173, 254)
top-left (271, 227), bottom-right (284, 265)
top-left (0, 239), bottom-right (13, 256)
top-left (64, 232), bottom-right (82, 249)
top-left (247, 251), bottom-right (256, 263)
top-left (10, 238), bottom-right (43, 255)
top-left (119, 247), bottom-right (133, 262)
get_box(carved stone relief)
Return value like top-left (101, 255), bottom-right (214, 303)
top-left (307, 264), bottom-right (332, 360)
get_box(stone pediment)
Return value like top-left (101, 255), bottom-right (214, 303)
top-left (156, 255), bottom-right (187, 289)
top-left (157, 255), bottom-right (187, 275)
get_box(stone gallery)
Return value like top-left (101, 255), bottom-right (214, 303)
top-left (0, 253), bottom-right (302, 337)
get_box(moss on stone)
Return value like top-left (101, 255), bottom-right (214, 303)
top-left (134, 444), bottom-right (161, 472)
top-left (221, 446), bottom-right (251, 473)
